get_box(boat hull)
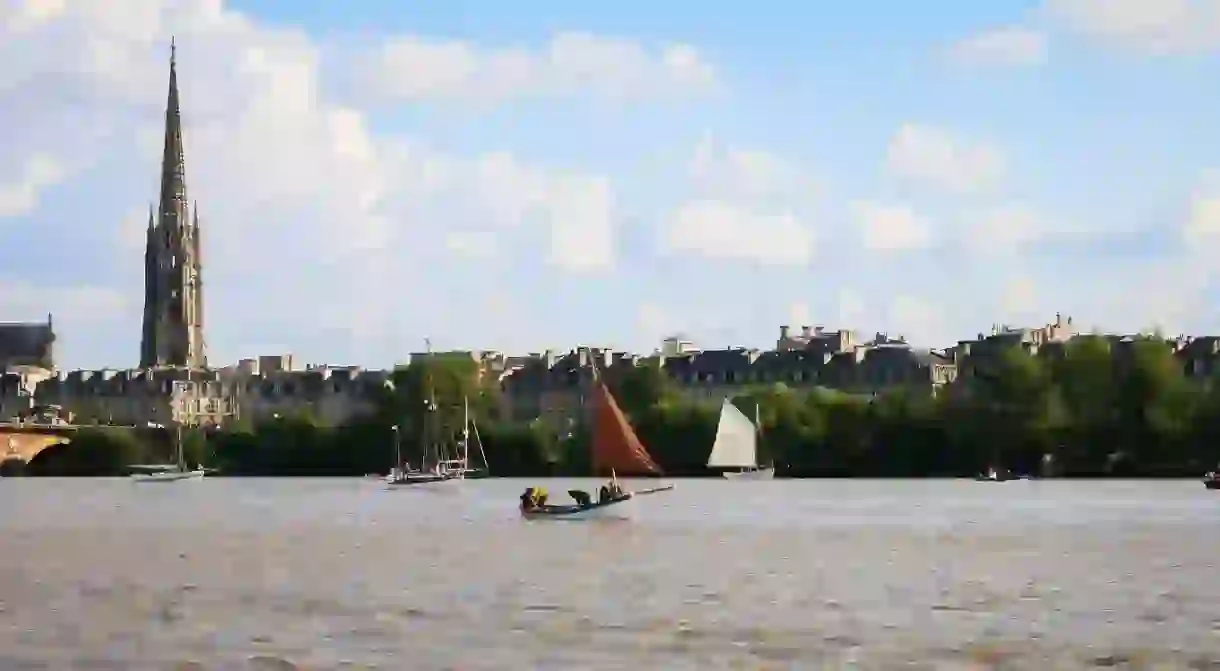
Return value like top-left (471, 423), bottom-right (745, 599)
top-left (386, 472), bottom-right (459, 487)
top-left (521, 494), bottom-right (636, 521)
top-left (1204, 480), bottom-right (1220, 490)
top-left (723, 467), bottom-right (775, 480)
top-left (132, 469), bottom-right (205, 482)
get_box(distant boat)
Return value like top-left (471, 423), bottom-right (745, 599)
top-left (518, 374), bottom-right (672, 520)
top-left (975, 465), bottom-right (1015, 482)
top-left (436, 396), bottom-right (490, 480)
top-left (388, 339), bottom-right (460, 488)
top-left (1204, 470), bottom-right (1220, 490)
top-left (132, 424), bottom-right (204, 482)
top-left (707, 399), bottom-right (774, 480)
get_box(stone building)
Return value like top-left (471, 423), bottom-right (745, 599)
top-left (499, 330), bottom-right (958, 427)
top-left (140, 40), bottom-right (206, 370)
top-left (950, 313), bottom-right (1076, 383)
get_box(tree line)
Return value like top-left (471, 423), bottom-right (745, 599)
top-left (24, 335), bottom-right (1220, 477)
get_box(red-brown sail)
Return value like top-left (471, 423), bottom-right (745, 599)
top-left (591, 380), bottom-right (662, 476)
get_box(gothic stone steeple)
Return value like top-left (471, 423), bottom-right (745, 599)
top-left (140, 39), bottom-right (207, 369)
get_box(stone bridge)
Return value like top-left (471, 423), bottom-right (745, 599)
top-left (0, 423), bottom-right (79, 467)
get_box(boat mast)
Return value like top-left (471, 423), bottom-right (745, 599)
top-left (462, 395), bottom-right (470, 466)
top-left (754, 402), bottom-right (762, 471)
top-left (424, 338), bottom-right (439, 469)
top-left (392, 424), bottom-right (401, 474)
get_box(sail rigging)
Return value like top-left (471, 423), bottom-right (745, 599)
top-left (591, 380), bottom-right (661, 476)
top-left (707, 399), bottom-right (758, 469)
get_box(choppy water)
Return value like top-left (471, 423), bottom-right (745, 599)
top-left (0, 478), bottom-right (1218, 669)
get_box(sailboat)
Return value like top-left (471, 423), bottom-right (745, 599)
top-left (387, 341), bottom-right (459, 487)
top-left (386, 416), bottom-right (457, 487)
top-left (131, 423), bottom-right (205, 482)
top-left (437, 396), bottom-right (490, 479)
top-left (708, 399), bottom-right (774, 480)
top-left (519, 374), bottom-right (673, 520)
top-left (975, 465), bottom-right (1015, 482)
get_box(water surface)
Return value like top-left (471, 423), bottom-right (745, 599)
top-left (0, 478), bottom-right (1217, 669)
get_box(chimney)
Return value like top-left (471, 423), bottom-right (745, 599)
top-left (1056, 312), bottom-right (1062, 326)
top-left (801, 325), bottom-right (812, 337)
top-left (780, 325), bottom-right (790, 339)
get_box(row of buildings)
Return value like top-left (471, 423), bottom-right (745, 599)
top-left (6, 308), bottom-right (1215, 433)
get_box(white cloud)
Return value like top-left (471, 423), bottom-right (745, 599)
top-left (445, 231), bottom-right (498, 258)
top-left (851, 201), bottom-right (933, 251)
top-left (786, 301), bottom-right (812, 330)
top-left (836, 289), bottom-right (866, 328)
top-left (948, 26), bottom-right (1048, 66)
top-left (663, 137), bottom-right (818, 265)
top-left (960, 203), bottom-right (1046, 255)
top-left (0, 280), bottom-right (126, 322)
top-left (1044, 0), bottom-right (1220, 54)
top-left (887, 295), bottom-right (947, 346)
top-left (362, 32), bottom-right (717, 103)
top-left (885, 123), bottom-right (1006, 193)
top-left (999, 275), bottom-right (1040, 320)
top-left (0, 0), bottom-right (717, 367)
top-left (688, 133), bottom-right (815, 202)
top-left (662, 200), bottom-right (815, 265)
top-left (0, 153), bottom-right (64, 218)
top-left (1183, 170), bottom-right (1220, 245)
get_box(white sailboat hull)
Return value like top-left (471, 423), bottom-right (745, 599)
top-left (722, 467), bottom-right (775, 480)
top-left (132, 469), bottom-right (206, 482)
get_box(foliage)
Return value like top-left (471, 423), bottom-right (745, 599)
top-left (26, 427), bottom-right (152, 476)
top-left (26, 337), bottom-right (1220, 477)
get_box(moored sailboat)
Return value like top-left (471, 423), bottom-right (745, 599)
top-left (519, 375), bottom-right (672, 520)
top-left (131, 423), bottom-right (204, 482)
top-left (708, 399), bottom-right (774, 480)
top-left (436, 396), bottom-right (490, 480)
top-left (387, 339), bottom-right (459, 487)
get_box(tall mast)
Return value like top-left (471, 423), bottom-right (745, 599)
top-left (462, 395), bottom-right (470, 465)
top-left (424, 338), bottom-right (438, 467)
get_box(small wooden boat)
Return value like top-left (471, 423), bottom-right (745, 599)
top-left (518, 371), bottom-right (673, 520)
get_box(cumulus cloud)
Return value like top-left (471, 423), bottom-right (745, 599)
top-left (660, 138), bottom-right (818, 265)
top-left (0, 0), bottom-right (709, 367)
top-left (960, 203), bottom-right (1046, 256)
top-left (948, 26), bottom-right (1048, 66)
top-left (0, 154), bottom-right (64, 219)
top-left (1044, 0), bottom-right (1220, 54)
top-left (361, 32), bottom-right (718, 103)
top-left (662, 200), bottom-right (815, 265)
top-left (851, 201), bottom-right (933, 251)
top-left (885, 123), bottom-right (1006, 193)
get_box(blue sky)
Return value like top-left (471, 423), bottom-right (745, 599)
top-left (1, 0), bottom-right (1219, 370)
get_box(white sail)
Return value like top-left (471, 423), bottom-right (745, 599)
top-left (706, 399), bottom-right (758, 469)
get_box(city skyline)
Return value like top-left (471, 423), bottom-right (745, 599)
top-left (1, 0), bottom-right (1219, 371)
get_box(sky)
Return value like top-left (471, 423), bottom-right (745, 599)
top-left (1, 0), bottom-right (1220, 370)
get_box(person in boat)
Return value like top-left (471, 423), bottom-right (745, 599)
top-left (520, 488), bottom-right (537, 511)
top-left (569, 489), bottom-right (592, 507)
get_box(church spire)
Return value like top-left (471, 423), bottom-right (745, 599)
top-left (140, 38), bottom-right (207, 370)
top-left (159, 36), bottom-right (187, 218)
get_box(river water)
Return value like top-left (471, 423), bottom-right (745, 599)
top-left (0, 478), bottom-right (1217, 669)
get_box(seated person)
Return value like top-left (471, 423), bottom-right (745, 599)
top-left (569, 489), bottom-right (592, 507)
